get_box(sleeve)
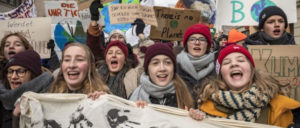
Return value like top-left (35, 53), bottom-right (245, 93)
top-left (86, 23), bottom-right (105, 61)
top-left (0, 72), bottom-right (54, 110)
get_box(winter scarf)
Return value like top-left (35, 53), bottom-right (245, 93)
top-left (129, 73), bottom-right (175, 103)
top-left (210, 85), bottom-right (271, 122)
top-left (177, 50), bottom-right (215, 80)
top-left (259, 31), bottom-right (289, 45)
top-left (98, 64), bottom-right (128, 99)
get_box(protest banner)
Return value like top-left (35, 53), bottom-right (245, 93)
top-left (215, 0), bottom-right (297, 28)
top-left (149, 6), bottom-right (200, 41)
top-left (20, 92), bottom-right (277, 128)
top-left (0, 17), bottom-right (51, 58)
top-left (108, 3), bottom-right (157, 26)
top-left (248, 45), bottom-right (300, 101)
top-left (0, 0), bottom-right (37, 20)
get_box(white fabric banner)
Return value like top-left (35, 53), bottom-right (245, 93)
top-left (20, 92), bottom-right (279, 128)
top-left (216, 0), bottom-right (297, 28)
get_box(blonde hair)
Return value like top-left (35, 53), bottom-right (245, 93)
top-left (49, 43), bottom-right (111, 94)
top-left (200, 64), bottom-right (290, 102)
top-left (173, 74), bottom-right (195, 109)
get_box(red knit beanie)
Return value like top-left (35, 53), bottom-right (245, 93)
top-left (216, 44), bottom-right (255, 74)
top-left (183, 24), bottom-right (212, 47)
top-left (105, 41), bottom-right (128, 59)
top-left (143, 43), bottom-right (176, 75)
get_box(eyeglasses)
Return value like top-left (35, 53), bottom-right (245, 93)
top-left (7, 68), bottom-right (28, 77)
top-left (188, 37), bottom-right (207, 43)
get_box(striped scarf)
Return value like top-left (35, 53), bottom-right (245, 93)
top-left (210, 85), bottom-right (271, 122)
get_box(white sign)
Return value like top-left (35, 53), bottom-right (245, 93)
top-left (216, 0), bottom-right (297, 28)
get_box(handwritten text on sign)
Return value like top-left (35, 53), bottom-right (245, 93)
top-left (45, 1), bottom-right (80, 24)
top-left (150, 6), bottom-right (200, 41)
top-left (0, 17), bottom-right (51, 58)
top-left (248, 45), bottom-right (300, 101)
top-left (109, 3), bottom-right (157, 26)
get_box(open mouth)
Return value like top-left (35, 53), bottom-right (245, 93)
top-left (68, 71), bottom-right (80, 79)
top-left (193, 47), bottom-right (201, 51)
top-left (230, 71), bottom-right (243, 80)
top-left (157, 74), bottom-right (168, 81)
top-left (273, 29), bottom-right (281, 36)
top-left (110, 60), bottom-right (118, 68)
top-left (8, 51), bottom-right (16, 58)
top-left (11, 81), bottom-right (22, 88)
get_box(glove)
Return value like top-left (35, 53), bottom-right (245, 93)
top-left (133, 18), bottom-right (145, 35)
top-left (47, 39), bottom-right (55, 50)
top-left (89, 0), bottom-right (103, 21)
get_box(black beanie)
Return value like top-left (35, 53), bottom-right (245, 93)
top-left (258, 6), bottom-right (287, 30)
top-left (4, 50), bottom-right (42, 76)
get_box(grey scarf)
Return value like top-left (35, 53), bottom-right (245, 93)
top-left (129, 73), bottom-right (175, 103)
top-left (259, 31), bottom-right (288, 45)
top-left (177, 50), bottom-right (215, 80)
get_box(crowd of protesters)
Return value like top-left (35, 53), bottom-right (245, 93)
top-left (0, 0), bottom-right (299, 128)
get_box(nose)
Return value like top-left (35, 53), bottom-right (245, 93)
top-left (230, 60), bottom-right (239, 68)
top-left (9, 43), bottom-right (15, 49)
top-left (159, 63), bottom-right (166, 71)
top-left (69, 59), bottom-right (77, 68)
top-left (11, 71), bottom-right (19, 79)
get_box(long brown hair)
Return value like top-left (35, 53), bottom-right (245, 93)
top-left (173, 74), bottom-right (195, 109)
top-left (200, 64), bottom-right (290, 102)
top-left (0, 32), bottom-right (33, 59)
top-left (49, 43), bottom-right (111, 94)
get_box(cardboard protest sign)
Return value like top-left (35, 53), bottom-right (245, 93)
top-left (0, 0), bottom-right (37, 20)
top-left (108, 3), bottom-right (157, 26)
top-left (216, 0), bottom-right (296, 28)
top-left (0, 17), bottom-right (51, 58)
top-left (248, 45), bottom-right (300, 101)
top-left (149, 6), bottom-right (200, 41)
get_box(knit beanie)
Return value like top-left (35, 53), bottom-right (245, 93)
top-left (105, 40), bottom-right (128, 59)
top-left (216, 44), bottom-right (255, 74)
top-left (142, 43), bottom-right (176, 75)
top-left (227, 29), bottom-right (247, 43)
top-left (4, 50), bottom-right (42, 76)
top-left (183, 24), bottom-right (212, 47)
top-left (108, 29), bottom-right (125, 40)
top-left (258, 6), bottom-right (287, 30)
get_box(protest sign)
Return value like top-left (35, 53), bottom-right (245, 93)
top-left (0, 0), bottom-right (37, 20)
top-left (45, 1), bottom-right (86, 60)
top-left (20, 92), bottom-right (277, 128)
top-left (216, 0), bottom-right (297, 28)
top-left (149, 6), bottom-right (200, 41)
top-left (248, 45), bottom-right (300, 101)
top-left (45, 1), bottom-right (80, 24)
top-left (108, 3), bottom-right (157, 26)
top-left (0, 17), bottom-right (51, 58)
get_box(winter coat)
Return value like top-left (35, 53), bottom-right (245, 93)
top-left (86, 23), bottom-right (106, 61)
top-left (0, 72), bottom-right (54, 128)
top-left (200, 95), bottom-right (300, 127)
top-left (177, 65), bottom-right (215, 100)
top-left (245, 31), bottom-right (295, 45)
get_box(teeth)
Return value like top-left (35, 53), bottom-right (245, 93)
top-left (68, 72), bottom-right (79, 75)
top-left (157, 74), bottom-right (167, 78)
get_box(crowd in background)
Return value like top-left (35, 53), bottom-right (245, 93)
top-left (0, 0), bottom-right (299, 128)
